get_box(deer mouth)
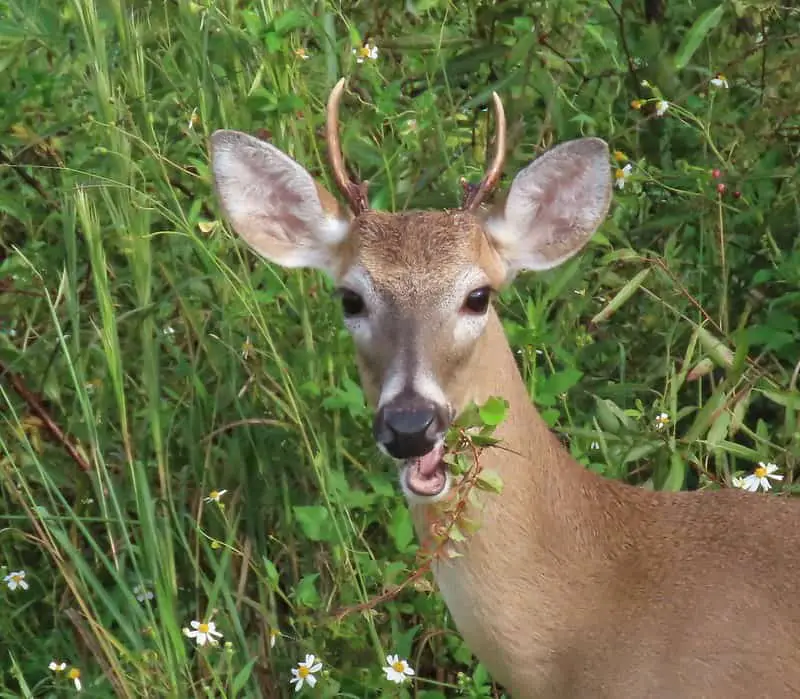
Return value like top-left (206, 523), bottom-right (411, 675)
top-left (403, 441), bottom-right (448, 498)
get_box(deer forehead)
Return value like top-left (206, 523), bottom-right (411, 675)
top-left (340, 210), bottom-right (507, 302)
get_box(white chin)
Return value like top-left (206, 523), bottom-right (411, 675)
top-left (399, 465), bottom-right (452, 505)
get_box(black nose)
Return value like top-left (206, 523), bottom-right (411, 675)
top-left (374, 394), bottom-right (446, 459)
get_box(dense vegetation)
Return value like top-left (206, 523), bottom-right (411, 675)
top-left (1, 0), bottom-right (798, 696)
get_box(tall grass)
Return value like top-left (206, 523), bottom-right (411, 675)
top-left (2, 0), bottom-right (799, 696)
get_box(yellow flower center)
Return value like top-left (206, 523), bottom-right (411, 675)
top-left (392, 661), bottom-right (405, 672)
top-left (357, 46), bottom-right (371, 58)
top-left (613, 150), bottom-right (626, 163)
top-left (298, 666), bottom-right (310, 678)
top-left (615, 168), bottom-right (626, 180)
top-left (209, 491), bottom-right (220, 500)
top-left (631, 99), bottom-right (642, 110)
top-left (198, 623), bottom-right (209, 633)
top-left (11, 574), bottom-right (22, 583)
top-left (754, 466), bottom-right (767, 479)
top-left (68, 668), bottom-right (80, 680)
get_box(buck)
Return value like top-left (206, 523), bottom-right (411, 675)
top-left (209, 79), bottom-right (800, 697)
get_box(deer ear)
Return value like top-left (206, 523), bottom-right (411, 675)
top-left (485, 138), bottom-right (612, 277)
top-left (210, 130), bottom-right (350, 274)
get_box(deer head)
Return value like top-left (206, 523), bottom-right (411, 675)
top-left (210, 79), bottom-right (612, 503)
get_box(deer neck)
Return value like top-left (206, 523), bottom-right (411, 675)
top-left (418, 306), bottom-right (605, 538)
top-left (408, 307), bottom-right (629, 686)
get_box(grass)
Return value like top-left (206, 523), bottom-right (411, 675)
top-left (1, 0), bottom-right (799, 696)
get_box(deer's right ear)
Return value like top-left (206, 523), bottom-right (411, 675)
top-left (210, 130), bottom-right (350, 274)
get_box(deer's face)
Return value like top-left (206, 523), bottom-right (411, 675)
top-left (337, 211), bottom-right (504, 463)
top-left (209, 81), bottom-right (612, 502)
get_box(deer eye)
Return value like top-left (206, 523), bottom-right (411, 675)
top-left (463, 286), bottom-right (492, 314)
top-left (336, 288), bottom-right (366, 317)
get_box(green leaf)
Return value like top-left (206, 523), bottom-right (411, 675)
top-left (232, 658), bottom-right (258, 695)
top-left (591, 268), bottom-right (651, 325)
top-left (476, 469), bottom-right (504, 493)
top-left (478, 396), bottom-right (509, 426)
top-left (448, 523), bottom-right (467, 542)
top-left (263, 558), bottom-right (280, 589)
top-left (673, 5), bottom-right (725, 71)
top-left (388, 505), bottom-right (414, 552)
top-left (662, 452), bottom-right (686, 492)
top-left (293, 505), bottom-right (334, 542)
top-left (294, 573), bottom-right (320, 608)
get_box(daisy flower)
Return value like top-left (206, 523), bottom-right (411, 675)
top-left (184, 619), bottom-right (223, 647)
top-left (204, 489), bottom-right (227, 504)
top-left (289, 654), bottom-right (323, 692)
top-left (383, 654), bottom-right (416, 684)
top-left (739, 462), bottom-right (783, 493)
top-left (710, 73), bottom-right (729, 88)
top-left (49, 661), bottom-right (67, 672)
top-left (615, 163), bottom-right (633, 190)
top-left (4, 570), bottom-right (29, 591)
top-left (654, 412), bottom-right (670, 430)
top-left (67, 667), bottom-right (82, 691)
top-left (352, 42), bottom-right (378, 63)
top-left (655, 100), bottom-right (669, 117)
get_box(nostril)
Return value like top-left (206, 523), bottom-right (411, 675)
top-left (384, 407), bottom-right (435, 437)
top-left (373, 408), bottom-right (394, 446)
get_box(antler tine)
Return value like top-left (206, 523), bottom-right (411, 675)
top-left (463, 92), bottom-right (507, 211)
top-left (326, 78), bottom-right (369, 215)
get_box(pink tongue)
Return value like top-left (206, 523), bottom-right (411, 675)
top-left (406, 443), bottom-right (446, 496)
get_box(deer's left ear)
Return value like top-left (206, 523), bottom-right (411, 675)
top-left (485, 138), bottom-right (612, 277)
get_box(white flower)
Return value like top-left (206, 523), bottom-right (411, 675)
top-left (654, 412), bottom-right (670, 430)
top-left (732, 475), bottom-right (745, 489)
top-left (4, 570), bottom-right (29, 591)
top-left (383, 654), bottom-right (415, 684)
top-left (740, 462), bottom-right (783, 493)
top-left (289, 654), bottom-right (323, 692)
top-left (615, 163), bottom-right (633, 190)
top-left (655, 100), bottom-right (669, 117)
top-left (270, 628), bottom-right (280, 648)
top-left (183, 619), bottom-right (223, 647)
top-left (49, 661), bottom-right (67, 672)
top-left (133, 583), bottom-right (154, 602)
top-left (162, 325), bottom-right (175, 336)
top-left (710, 73), bottom-right (729, 89)
top-left (352, 42), bottom-right (378, 63)
top-left (67, 667), bottom-right (82, 691)
top-left (590, 441), bottom-right (600, 450)
top-left (204, 489), bottom-right (228, 504)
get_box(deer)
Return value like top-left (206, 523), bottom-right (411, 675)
top-left (209, 78), bottom-right (800, 698)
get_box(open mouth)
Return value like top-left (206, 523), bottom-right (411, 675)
top-left (403, 441), bottom-right (448, 497)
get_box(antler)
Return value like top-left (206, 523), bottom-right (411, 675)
top-left (326, 78), bottom-right (370, 216)
top-left (461, 92), bottom-right (507, 211)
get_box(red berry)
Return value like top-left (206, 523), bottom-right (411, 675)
top-left (716, 183), bottom-right (727, 195)
top-left (711, 168), bottom-right (722, 179)
top-left (733, 190), bottom-right (741, 199)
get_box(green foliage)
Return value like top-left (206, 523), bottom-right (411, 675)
top-left (1, 0), bottom-right (799, 696)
